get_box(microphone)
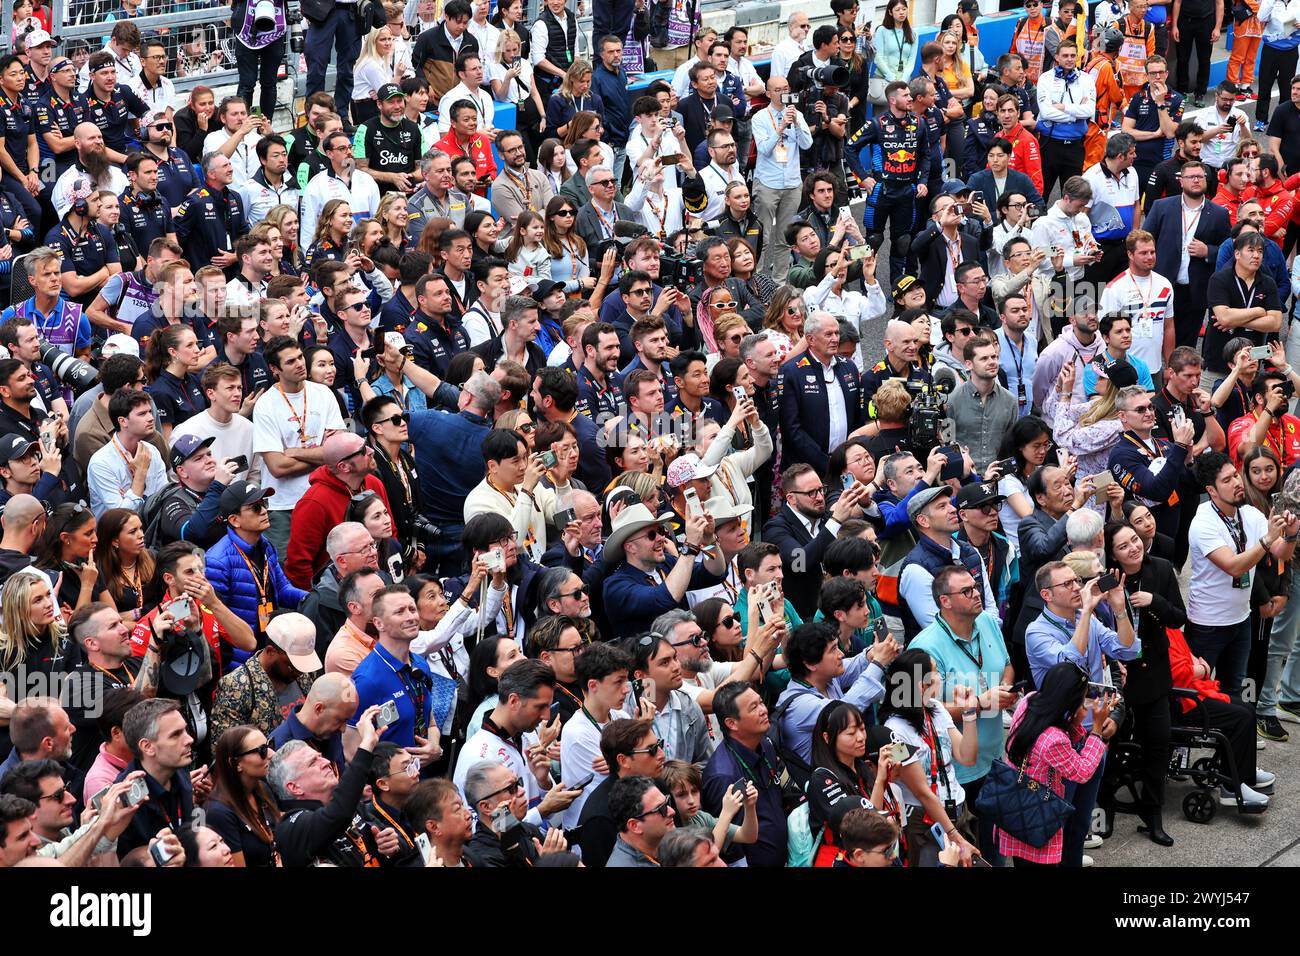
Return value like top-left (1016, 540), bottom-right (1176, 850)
top-left (614, 219), bottom-right (649, 240)
top-left (932, 364), bottom-right (960, 393)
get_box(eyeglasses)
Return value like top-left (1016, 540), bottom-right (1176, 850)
top-left (670, 632), bottom-right (706, 648)
top-left (553, 209), bottom-right (576, 217)
top-left (340, 541), bottom-right (379, 556)
top-left (790, 487), bottom-right (825, 499)
top-left (479, 777), bottom-right (525, 802)
top-left (1047, 577), bottom-right (1083, 591)
top-left (785, 305), bottom-right (803, 317)
top-left (1127, 404), bottom-right (1154, 415)
top-left (549, 643), bottom-right (587, 658)
top-left (630, 739), bottom-right (666, 758)
top-left (378, 412), bottom-right (411, 427)
top-left (632, 794), bottom-right (674, 819)
top-left (839, 34), bottom-right (855, 42)
top-left (712, 142), bottom-right (736, 150)
top-left (556, 585), bottom-right (589, 600)
top-left (943, 585), bottom-right (980, 599)
top-left (39, 785), bottom-right (69, 803)
top-left (237, 742), bottom-right (271, 760)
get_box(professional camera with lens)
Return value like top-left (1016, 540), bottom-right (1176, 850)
top-left (660, 251), bottom-right (703, 290)
top-left (904, 379), bottom-right (954, 455)
top-left (39, 342), bottom-right (99, 397)
top-left (287, 2), bottom-right (306, 52)
top-left (797, 63), bottom-right (850, 90)
top-left (412, 513), bottom-right (441, 548)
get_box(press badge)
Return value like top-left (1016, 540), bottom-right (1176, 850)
top-left (1233, 574), bottom-right (1250, 589)
top-left (1134, 314), bottom-right (1154, 339)
top-left (775, 142), bottom-right (788, 163)
top-left (258, 599), bottom-right (273, 632)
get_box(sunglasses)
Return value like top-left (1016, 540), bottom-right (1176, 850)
top-left (632, 794), bottom-right (674, 819)
top-left (378, 412), bottom-right (411, 427)
top-left (237, 743), bottom-right (272, 760)
top-left (557, 585), bottom-right (589, 599)
top-left (153, 122), bottom-right (173, 131)
top-left (630, 740), bottom-right (666, 758)
top-left (670, 633), bottom-right (706, 648)
top-left (636, 527), bottom-right (667, 543)
top-left (710, 300), bottom-right (738, 310)
top-left (480, 778), bottom-right (525, 802)
top-left (341, 301), bottom-right (369, 313)
top-left (718, 614), bottom-right (737, 629)
top-left (39, 785), bottom-right (69, 803)
top-left (243, 500), bottom-right (269, 514)
top-left (591, 179), bottom-right (616, 187)
top-left (340, 445), bottom-right (372, 463)
top-left (553, 209), bottom-right (576, 217)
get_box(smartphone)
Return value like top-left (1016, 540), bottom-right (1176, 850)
top-left (939, 445), bottom-right (964, 482)
top-left (568, 773), bottom-right (595, 791)
top-left (662, 115), bottom-right (678, 128)
top-left (683, 487), bottom-right (704, 517)
top-left (970, 190), bottom-right (984, 205)
top-left (837, 205), bottom-right (851, 221)
top-left (227, 454), bottom-right (249, 473)
top-left (994, 457), bottom-right (1017, 476)
top-left (90, 785), bottom-right (110, 812)
top-left (731, 384), bottom-right (748, 404)
top-left (848, 244), bottom-right (871, 261)
top-left (1010, 679), bottom-right (1032, 695)
top-left (1091, 469), bottom-right (1113, 491)
top-left (1171, 405), bottom-right (1187, 427)
top-left (1249, 345), bottom-right (1273, 360)
top-left (841, 472), bottom-right (855, 491)
top-left (150, 839), bottom-right (176, 867)
top-left (733, 777), bottom-right (749, 796)
top-left (167, 595), bottom-right (194, 624)
top-left (377, 699), bottom-right (400, 727)
top-left (930, 821), bottom-right (948, 849)
top-left (1086, 681), bottom-right (1111, 699)
top-left (1272, 492), bottom-right (1282, 511)
top-left (554, 507), bottom-right (576, 529)
top-left (489, 802), bottom-right (515, 832)
top-left (538, 449), bottom-right (558, 468)
top-left (658, 152), bottom-right (681, 165)
top-left (888, 741), bottom-right (910, 765)
top-left (1056, 449), bottom-right (1069, 468)
top-left (631, 677), bottom-right (653, 710)
top-left (1097, 571), bottom-right (1119, 592)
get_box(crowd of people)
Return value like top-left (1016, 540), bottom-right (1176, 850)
top-left (0, 0), bottom-right (1299, 872)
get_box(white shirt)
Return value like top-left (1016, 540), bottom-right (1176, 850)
top-left (437, 83), bottom-right (496, 133)
top-left (1081, 161), bottom-right (1139, 225)
top-left (129, 72), bottom-right (176, 117)
top-left (820, 354), bottom-right (848, 452)
top-left (559, 706), bottom-right (628, 826)
top-left (170, 410), bottom-right (259, 484)
top-left (769, 35), bottom-right (810, 84)
top-left (803, 272), bottom-right (888, 370)
top-left (52, 164), bottom-right (129, 219)
top-left (1187, 501), bottom-right (1268, 626)
top-left (79, 44), bottom-right (141, 88)
top-left (935, 231), bottom-right (963, 308)
top-left (671, 56), bottom-right (700, 99)
top-left (1034, 67), bottom-right (1096, 127)
top-left (1176, 197), bottom-right (1205, 285)
top-left (299, 167), bottom-right (382, 250)
top-left (886, 708), bottom-right (966, 808)
top-left (467, 18), bottom-right (501, 65)
top-left (87, 435), bottom-right (168, 517)
top-left (225, 274), bottom-right (268, 313)
top-left (1098, 269), bottom-right (1174, 372)
top-left (454, 724), bottom-right (553, 828)
top-left (353, 58), bottom-right (395, 103)
top-left (625, 126), bottom-right (684, 179)
top-left (728, 55), bottom-right (761, 93)
top-left (203, 128), bottom-right (261, 186)
top-left (629, 181), bottom-right (685, 238)
top-left (251, 381), bottom-right (345, 509)
top-left (234, 174), bottom-right (301, 227)
top-left (1190, 104), bottom-right (1249, 167)
top-left (1030, 205), bottom-right (1095, 283)
top-left (696, 161), bottom-right (744, 222)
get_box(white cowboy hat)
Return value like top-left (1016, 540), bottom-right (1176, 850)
top-left (606, 502), bottom-right (675, 559)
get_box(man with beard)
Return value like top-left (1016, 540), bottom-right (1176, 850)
top-left (210, 611), bottom-right (319, 741)
top-left (51, 123), bottom-right (128, 219)
top-left (1144, 159), bottom-right (1230, 350)
top-left (324, 568), bottom-right (385, 678)
top-left (576, 322), bottom-right (623, 423)
top-left (1141, 120), bottom-right (1216, 211)
top-left (74, 52), bottom-right (149, 163)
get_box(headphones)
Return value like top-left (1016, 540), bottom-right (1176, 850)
top-left (70, 178), bottom-right (91, 218)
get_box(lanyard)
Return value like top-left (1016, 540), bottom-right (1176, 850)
top-left (1235, 274), bottom-right (1255, 308)
top-left (920, 709), bottom-right (950, 801)
top-left (1211, 500), bottom-right (1247, 553)
top-left (234, 543), bottom-right (269, 602)
top-left (370, 799), bottom-right (414, 848)
top-left (579, 703), bottom-right (603, 731)
top-left (278, 384), bottom-right (309, 443)
top-left (380, 651), bottom-right (429, 738)
top-left (936, 615), bottom-right (984, 672)
top-left (505, 168), bottom-right (533, 211)
top-left (1181, 202), bottom-right (1203, 243)
top-left (1128, 271), bottom-right (1153, 313)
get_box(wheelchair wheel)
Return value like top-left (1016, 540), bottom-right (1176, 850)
top-left (1183, 790), bottom-right (1217, 824)
top-left (1191, 756), bottom-right (1220, 789)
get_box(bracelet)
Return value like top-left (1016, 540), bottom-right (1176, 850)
top-left (961, 709), bottom-right (978, 720)
top-left (1260, 536), bottom-right (1276, 550)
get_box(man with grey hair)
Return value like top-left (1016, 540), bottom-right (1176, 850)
top-left (472, 295), bottom-right (547, 376)
top-left (1108, 382), bottom-right (1194, 540)
top-left (174, 151), bottom-right (250, 273)
top-left (1066, 507), bottom-right (1106, 554)
top-left (407, 149), bottom-right (456, 240)
top-left (409, 370), bottom-right (501, 576)
top-left (462, 759), bottom-right (558, 867)
top-left (861, 317), bottom-right (933, 406)
top-left (776, 310), bottom-right (866, 472)
top-left (271, 704), bottom-right (396, 866)
top-left (576, 165), bottom-right (638, 251)
top-left (299, 522), bottom-right (381, 657)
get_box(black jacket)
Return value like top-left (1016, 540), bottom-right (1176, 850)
top-left (275, 746), bottom-right (376, 867)
top-left (762, 503), bottom-right (839, 619)
top-left (1011, 507), bottom-right (1070, 643)
top-left (1122, 554), bottom-right (1184, 706)
top-left (356, 795), bottom-right (426, 867)
top-left (577, 773), bottom-right (617, 868)
top-left (910, 220), bottom-right (991, 305)
top-left (463, 817), bottom-right (545, 866)
top-left (300, 566), bottom-right (345, 658)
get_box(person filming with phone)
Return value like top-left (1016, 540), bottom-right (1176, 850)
top-left (1226, 370), bottom-right (1300, 469)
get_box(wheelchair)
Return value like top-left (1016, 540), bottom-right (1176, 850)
top-left (1104, 688), bottom-right (1262, 826)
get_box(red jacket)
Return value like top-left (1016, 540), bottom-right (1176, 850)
top-left (1004, 125), bottom-right (1044, 196)
top-left (283, 466), bottom-right (392, 589)
top-left (1212, 182), bottom-right (1254, 225)
top-left (432, 129), bottom-right (497, 195)
top-left (1256, 177), bottom-right (1295, 242)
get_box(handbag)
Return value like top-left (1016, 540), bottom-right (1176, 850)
top-left (972, 756), bottom-right (1075, 848)
top-left (1232, 1), bottom-right (1252, 21)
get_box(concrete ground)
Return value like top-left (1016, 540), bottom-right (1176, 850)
top-left (851, 87), bottom-right (1300, 866)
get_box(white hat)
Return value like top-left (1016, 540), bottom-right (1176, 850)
top-left (606, 502), bottom-right (675, 558)
top-left (704, 496), bottom-right (752, 525)
top-left (101, 333), bottom-right (140, 359)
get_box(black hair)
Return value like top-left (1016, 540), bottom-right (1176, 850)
top-left (368, 741), bottom-right (406, 786)
top-left (995, 414), bottom-right (1051, 479)
top-left (809, 700), bottom-right (871, 787)
top-left (711, 680), bottom-right (756, 736)
top-left (827, 437), bottom-right (874, 481)
top-left (461, 512), bottom-right (514, 557)
top-left (822, 536), bottom-right (878, 577)
top-left (669, 349), bottom-right (707, 380)
top-left (468, 636), bottom-right (511, 704)
top-left (575, 641), bottom-right (633, 689)
top-left (0, 758), bottom-right (63, 803)
top-left (609, 774), bottom-right (656, 832)
top-left (536, 366), bottom-right (579, 411)
top-left (819, 576), bottom-right (868, 621)
top-left (1006, 661), bottom-right (1089, 765)
top-left (877, 648), bottom-right (937, 733)
top-left (1193, 449), bottom-right (1233, 490)
top-left (481, 427), bottom-right (527, 466)
top-left (784, 621), bottom-right (839, 680)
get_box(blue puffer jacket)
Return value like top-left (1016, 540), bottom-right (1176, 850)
top-left (206, 527), bottom-right (308, 657)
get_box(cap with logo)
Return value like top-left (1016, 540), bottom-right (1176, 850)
top-left (24, 28), bottom-right (56, 47)
top-left (0, 433), bottom-right (38, 465)
top-left (169, 433), bottom-right (215, 471)
top-left (666, 453), bottom-right (718, 488)
top-left (892, 275), bottom-right (920, 299)
top-left (954, 481), bottom-right (1007, 511)
top-left (219, 479), bottom-right (275, 519)
top-left (377, 83), bottom-right (405, 101)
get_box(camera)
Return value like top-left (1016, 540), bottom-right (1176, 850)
top-left (39, 342), bottom-right (98, 397)
top-left (797, 63), bottom-right (850, 89)
top-left (659, 251), bottom-right (703, 289)
top-left (287, 2), bottom-right (305, 53)
top-left (482, 547), bottom-right (506, 573)
top-left (904, 379), bottom-right (953, 455)
top-left (412, 513), bottom-right (441, 547)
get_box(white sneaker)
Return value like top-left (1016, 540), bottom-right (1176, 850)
top-left (1254, 769), bottom-right (1276, 794)
top-left (1082, 854), bottom-right (1094, 867)
top-left (1220, 783), bottom-right (1270, 808)
top-left (1083, 833), bottom-right (1103, 849)
top-left (1258, 736), bottom-right (1267, 751)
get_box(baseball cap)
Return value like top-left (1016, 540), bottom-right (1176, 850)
top-left (906, 485), bottom-right (953, 521)
top-left (101, 332), bottom-right (140, 359)
top-left (666, 453), bottom-right (718, 488)
top-left (1093, 355), bottom-right (1139, 391)
top-left (24, 28), bottom-right (55, 47)
top-left (169, 433), bottom-right (215, 470)
top-left (530, 279), bottom-right (565, 303)
top-left (268, 622), bottom-right (323, 672)
top-left (0, 433), bottom-right (38, 465)
top-left (941, 179), bottom-right (971, 196)
top-left (712, 103), bottom-right (735, 124)
top-left (892, 275), bottom-right (920, 299)
top-left (219, 479), bottom-right (275, 519)
top-left (955, 480), bottom-right (1006, 511)
top-left (377, 83), bottom-right (405, 101)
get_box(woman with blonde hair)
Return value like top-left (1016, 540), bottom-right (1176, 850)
top-left (352, 26), bottom-right (403, 125)
top-left (0, 567), bottom-right (66, 675)
top-left (546, 58), bottom-right (604, 140)
top-left (1043, 359), bottom-right (1129, 515)
top-left (263, 204), bottom-right (304, 274)
top-left (376, 192), bottom-right (412, 251)
top-left (491, 29), bottom-right (546, 148)
top-left (761, 286), bottom-right (808, 364)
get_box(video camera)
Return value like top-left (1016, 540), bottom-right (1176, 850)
top-left (659, 251), bottom-right (703, 291)
top-left (904, 376), bottom-right (955, 456)
top-left (39, 342), bottom-right (98, 397)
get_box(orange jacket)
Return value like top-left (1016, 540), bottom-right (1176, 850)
top-left (1005, 124), bottom-right (1044, 196)
top-left (1256, 177), bottom-right (1295, 242)
top-left (1212, 183), bottom-right (1254, 225)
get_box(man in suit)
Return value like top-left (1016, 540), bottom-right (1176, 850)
top-left (1143, 159), bottom-right (1230, 354)
top-left (575, 165), bottom-right (638, 254)
top-left (776, 311), bottom-right (866, 474)
top-left (910, 190), bottom-right (989, 309)
top-left (762, 462), bottom-right (872, 619)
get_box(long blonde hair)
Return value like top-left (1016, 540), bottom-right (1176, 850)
top-left (0, 569), bottom-right (65, 671)
top-left (356, 26), bottom-right (393, 72)
top-left (1078, 379), bottom-right (1121, 427)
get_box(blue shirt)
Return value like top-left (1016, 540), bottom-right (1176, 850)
top-left (349, 642), bottom-right (446, 748)
top-left (407, 407), bottom-right (490, 525)
top-left (910, 611), bottom-right (1011, 783)
top-left (1025, 607), bottom-right (1142, 725)
top-left (269, 705), bottom-right (348, 772)
top-left (1082, 348), bottom-right (1155, 397)
top-left (998, 327), bottom-right (1037, 417)
top-left (0, 296), bottom-right (92, 351)
top-left (602, 558), bottom-right (725, 639)
top-left (751, 104), bottom-right (813, 190)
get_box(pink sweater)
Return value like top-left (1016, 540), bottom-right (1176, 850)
top-left (82, 744), bottom-right (130, 807)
